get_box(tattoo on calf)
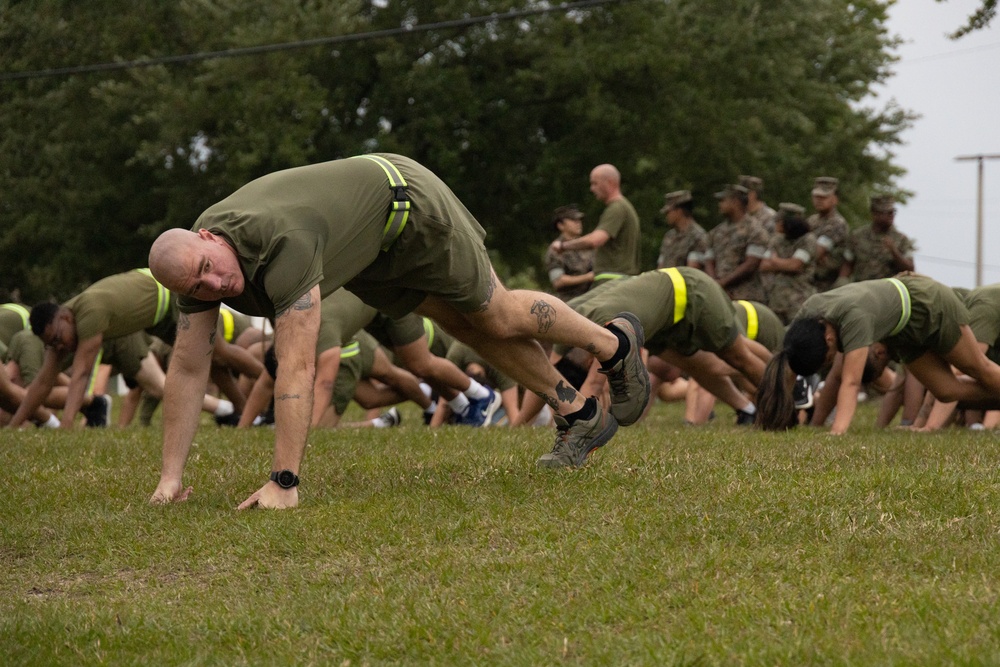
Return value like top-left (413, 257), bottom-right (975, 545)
top-left (276, 393), bottom-right (301, 401)
top-left (555, 380), bottom-right (576, 404)
top-left (536, 391), bottom-right (559, 410)
top-left (585, 343), bottom-right (599, 355)
top-left (530, 299), bottom-right (556, 334)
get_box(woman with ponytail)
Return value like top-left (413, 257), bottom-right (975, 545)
top-left (756, 273), bottom-right (1000, 434)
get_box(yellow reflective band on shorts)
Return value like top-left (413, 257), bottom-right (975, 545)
top-left (1, 303), bottom-right (30, 329)
top-left (593, 273), bottom-right (627, 282)
top-left (422, 317), bottom-right (435, 348)
top-left (87, 348), bottom-right (103, 397)
top-left (886, 277), bottom-right (911, 336)
top-left (340, 341), bottom-right (361, 359)
top-left (135, 268), bottom-right (172, 325)
top-left (736, 300), bottom-right (759, 341)
top-left (352, 155), bottom-right (411, 252)
top-left (220, 308), bottom-right (235, 342)
top-left (657, 267), bottom-right (687, 324)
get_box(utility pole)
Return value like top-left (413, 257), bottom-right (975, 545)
top-left (955, 154), bottom-right (1000, 287)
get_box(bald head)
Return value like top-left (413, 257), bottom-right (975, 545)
top-left (149, 228), bottom-right (201, 291)
top-left (589, 163), bottom-right (622, 204)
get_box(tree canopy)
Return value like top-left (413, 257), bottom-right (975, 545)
top-left (0, 0), bottom-right (913, 301)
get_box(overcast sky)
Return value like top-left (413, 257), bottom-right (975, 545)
top-left (875, 0), bottom-right (1000, 287)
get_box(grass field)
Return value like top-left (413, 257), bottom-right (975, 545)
top-left (4, 400), bottom-right (1000, 665)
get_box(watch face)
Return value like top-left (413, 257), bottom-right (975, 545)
top-left (275, 470), bottom-right (298, 488)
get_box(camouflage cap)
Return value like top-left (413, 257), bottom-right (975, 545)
top-left (870, 194), bottom-right (896, 213)
top-left (778, 202), bottom-right (806, 217)
top-left (714, 184), bottom-right (750, 199)
top-left (551, 204), bottom-right (584, 230)
top-left (738, 175), bottom-right (763, 193)
top-left (660, 190), bottom-right (693, 214)
top-left (811, 176), bottom-right (839, 196)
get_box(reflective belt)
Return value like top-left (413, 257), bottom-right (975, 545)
top-left (658, 267), bottom-right (688, 324)
top-left (736, 300), bottom-right (759, 341)
top-left (352, 155), bottom-right (411, 252)
top-left (422, 317), bottom-right (435, 348)
top-left (220, 308), bottom-right (235, 343)
top-left (340, 340), bottom-right (361, 359)
top-left (886, 277), bottom-right (912, 336)
top-left (0, 303), bottom-right (30, 329)
top-left (593, 272), bottom-right (628, 283)
top-left (135, 268), bottom-right (172, 325)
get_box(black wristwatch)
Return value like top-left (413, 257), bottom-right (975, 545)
top-left (270, 470), bottom-right (300, 489)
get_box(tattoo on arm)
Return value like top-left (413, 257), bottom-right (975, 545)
top-left (276, 393), bottom-right (301, 401)
top-left (530, 299), bottom-right (556, 334)
top-left (178, 313), bottom-right (191, 331)
top-left (207, 328), bottom-right (216, 355)
top-left (584, 343), bottom-right (599, 355)
top-left (277, 291), bottom-right (314, 318)
top-left (474, 272), bottom-right (498, 312)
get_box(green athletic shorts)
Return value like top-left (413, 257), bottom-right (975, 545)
top-left (734, 300), bottom-right (786, 353)
top-left (345, 156), bottom-right (495, 318)
top-left (365, 312), bottom-right (427, 348)
top-left (557, 268), bottom-right (737, 357)
top-left (102, 331), bottom-right (153, 382)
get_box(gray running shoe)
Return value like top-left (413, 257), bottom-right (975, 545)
top-left (536, 404), bottom-right (618, 468)
top-left (599, 312), bottom-right (651, 426)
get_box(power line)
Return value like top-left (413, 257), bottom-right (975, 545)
top-left (896, 39), bottom-right (1000, 65)
top-left (0, 0), bottom-right (623, 82)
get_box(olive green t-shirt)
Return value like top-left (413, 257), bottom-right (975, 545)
top-left (965, 283), bottom-right (1000, 349)
top-left (66, 270), bottom-right (174, 342)
top-left (593, 197), bottom-right (642, 277)
top-left (179, 157), bottom-right (398, 319)
top-left (796, 280), bottom-right (907, 353)
top-left (0, 303), bottom-right (30, 348)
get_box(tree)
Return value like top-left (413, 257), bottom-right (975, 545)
top-left (0, 0), bottom-right (913, 300)
top-left (938, 0), bottom-right (997, 38)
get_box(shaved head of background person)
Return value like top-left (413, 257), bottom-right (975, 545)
top-left (148, 153), bottom-right (650, 510)
top-left (550, 163), bottom-right (642, 286)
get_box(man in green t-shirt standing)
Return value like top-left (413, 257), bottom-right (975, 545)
top-left (148, 153), bottom-right (650, 510)
top-left (549, 164), bottom-right (641, 286)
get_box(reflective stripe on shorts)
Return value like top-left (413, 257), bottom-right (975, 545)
top-left (658, 267), bottom-right (687, 324)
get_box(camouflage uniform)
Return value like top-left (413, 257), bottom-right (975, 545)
top-left (705, 215), bottom-right (769, 302)
top-left (844, 224), bottom-right (916, 282)
top-left (764, 231), bottom-right (818, 324)
top-left (544, 245), bottom-right (593, 300)
top-left (808, 209), bottom-right (849, 292)
top-left (656, 222), bottom-right (708, 269)
top-left (747, 203), bottom-right (778, 235)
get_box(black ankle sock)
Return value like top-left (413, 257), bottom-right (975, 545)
top-left (564, 397), bottom-right (597, 424)
top-left (601, 324), bottom-right (630, 370)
